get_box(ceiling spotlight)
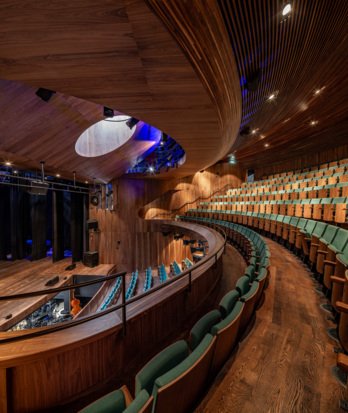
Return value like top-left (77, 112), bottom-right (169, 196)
top-left (260, 134), bottom-right (266, 139)
top-left (103, 106), bottom-right (114, 118)
top-left (148, 166), bottom-right (155, 173)
top-left (251, 129), bottom-right (258, 135)
top-left (85, 180), bottom-right (89, 184)
top-left (5, 161), bottom-right (12, 166)
top-left (268, 93), bottom-right (276, 101)
top-left (126, 117), bottom-right (139, 129)
top-left (160, 140), bottom-right (164, 146)
top-left (282, 3), bottom-right (292, 16)
top-left (13, 170), bottom-right (18, 174)
top-left (35, 88), bottom-right (56, 102)
top-left (264, 143), bottom-right (270, 148)
top-left (56, 173), bottom-right (61, 178)
top-left (310, 120), bottom-right (318, 126)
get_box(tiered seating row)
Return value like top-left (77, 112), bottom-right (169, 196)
top-left (126, 271), bottom-right (138, 301)
top-left (195, 195), bottom-right (348, 223)
top-left (143, 268), bottom-right (153, 292)
top-left (99, 277), bottom-right (122, 312)
top-left (79, 222), bottom-right (270, 413)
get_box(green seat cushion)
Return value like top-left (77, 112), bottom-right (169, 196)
top-left (244, 265), bottom-right (256, 282)
top-left (79, 389), bottom-right (125, 413)
top-left (189, 310), bottom-right (221, 350)
top-left (236, 276), bottom-right (250, 296)
top-left (153, 334), bottom-right (214, 397)
top-left (256, 267), bottom-right (268, 282)
top-left (211, 301), bottom-right (244, 335)
top-left (124, 390), bottom-right (150, 413)
top-left (240, 281), bottom-right (259, 302)
top-left (135, 340), bottom-right (189, 395)
top-left (219, 289), bottom-right (240, 318)
top-left (337, 254), bottom-right (348, 266)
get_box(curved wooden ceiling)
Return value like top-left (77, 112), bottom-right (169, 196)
top-left (0, 0), bottom-right (241, 181)
top-left (218, 0), bottom-right (348, 167)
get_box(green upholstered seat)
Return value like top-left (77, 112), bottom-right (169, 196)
top-left (219, 289), bottom-right (240, 318)
top-left (300, 220), bottom-right (316, 235)
top-left (189, 310), bottom-right (221, 350)
top-left (256, 267), bottom-right (268, 283)
top-left (211, 301), bottom-right (245, 336)
top-left (329, 229), bottom-right (348, 254)
top-left (124, 390), bottom-right (151, 413)
top-left (79, 389), bottom-right (126, 413)
top-left (135, 340), bottom-right (189, 396)
top-left (312, 221), bottom-right (327, 238)
top-left (244, 265), bottom-right (256, 282)
top-left (153, 334), bottom-right (214, 398)
top-left (236, 276), bottom-right (250, 296)
top-left (320, 225), bottom-right (339, 246)
top-left (240, 281), bottom-right (259, 302)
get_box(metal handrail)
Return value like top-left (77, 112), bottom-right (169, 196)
top-left (0, 226), bottom-right (226, 344)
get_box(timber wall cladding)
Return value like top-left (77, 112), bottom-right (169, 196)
top-left (90, 163), bottom-right (242, 269)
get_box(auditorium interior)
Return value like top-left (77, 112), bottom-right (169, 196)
top-left (0, 1), bottom-right (348, 412)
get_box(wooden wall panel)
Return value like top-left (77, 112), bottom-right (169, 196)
top-left (90, 163), bottom-right (241, 270)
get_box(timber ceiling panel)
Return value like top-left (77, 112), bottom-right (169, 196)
top-left (0, 0), bottom-right (241, 180)
top-left (219, 0), bottom-right (348, 167)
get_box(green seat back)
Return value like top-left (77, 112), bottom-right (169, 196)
top-left (240, 281), bottom-right (259, 301)
top-left (124, 390), bottom-right (151, 413)
top-left (236, 276), bottom-right (250, 296)
top-left (211, 302), bottom-right (245, 335)
top-left (135, 340), bottom-right (189, 395)
top-left (79, 389), bottom-right (125, 413)
top-left (219, 289), bottom-right (240, 318)
top-left (189, 310), bottom-right (221, 350)
top-left (321, 225), bottom-right (339, 244)
top-left (313, 222), bottom-right (327, 238)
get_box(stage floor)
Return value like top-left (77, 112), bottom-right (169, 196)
top-left (0, 258), bottom-right (115, 331)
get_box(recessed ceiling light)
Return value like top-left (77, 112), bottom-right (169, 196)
top-left (310, 120), bottom-right (318, 126)
top-left (264, 143), bottom-right (269, 148)
top-left (56, 173), bottom-right (61, 177)
top-left (5, 161), bottom-right (12, 166)
top-left (260, 134), bottom-right (266, 139)
top-left (85, 180), bottom-right (89, 184)
top-left (282, 3), bottom-right (292, 16)
top-left (251, 129), bottom-right (258, 134)
top-left (267, 92), bottom-right (278, 102)
top-left (148, 166), bottom-right (155, 173)
top-left (13, 170), bottom-right (18, 174)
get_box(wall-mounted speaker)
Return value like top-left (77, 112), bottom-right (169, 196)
top-left (90, 195), bottom-right (99, 207)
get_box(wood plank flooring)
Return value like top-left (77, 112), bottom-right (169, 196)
top-left (196, 238), bottom-right (345, 413)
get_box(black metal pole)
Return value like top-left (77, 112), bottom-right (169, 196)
top-left (122, 273), bottom-right (127, 336)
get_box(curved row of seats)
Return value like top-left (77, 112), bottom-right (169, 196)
top-left (172, 260), bottom-right (182, 275)
top-left (126, 271), bottom-right (139, 301)
top-left (196, 196), bottom-right (348, 223)
top-left (99, 277), bottom-right (122, 312)
top-left (79, 222), bottom-right (270, 413)
top-left (158, 264), bottom-right (167, 283)
top-left (143, 268), bottom-right (153, 292)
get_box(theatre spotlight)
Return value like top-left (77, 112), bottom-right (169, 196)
top-left (126, 117), bottom-right (140, 129)
top-left (103, 107), bottom-right (114, 118)
top-left (35, 88), bottom-right (56, 102)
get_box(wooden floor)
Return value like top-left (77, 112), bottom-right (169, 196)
top-left (196, 238), bottom-right (345, 413)
top-left (0, 258), bottom-right (115, 331)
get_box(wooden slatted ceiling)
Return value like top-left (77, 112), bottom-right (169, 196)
top-left (0, 0), bottom-right (241, 181)
top-left (218, 0), bottom-right (348, 167)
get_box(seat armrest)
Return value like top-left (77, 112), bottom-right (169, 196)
top-left (337, 353), bottom-right (348, 373)
top-left (324, 260), bottom-right (336, 266)
top-left (122, 385), bottom-right (134, 407)
top-left (336, 301), bottom-right (348, 314)
top-left (331, 276), bottom-right (346, 285)
top-left (311, 243), bottom-right (319, 247)
top-left (317, 250), bottom-right (328, 255)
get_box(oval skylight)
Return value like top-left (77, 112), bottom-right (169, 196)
top-left (75, 115), bottom-right (136, 157)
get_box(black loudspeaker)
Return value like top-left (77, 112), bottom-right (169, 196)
top-left (87, 219), bottom-right (98, 231)
top-left (90, 195), bottom-right (99, 207)
top-left (83, 251), bottom-right (99, 268)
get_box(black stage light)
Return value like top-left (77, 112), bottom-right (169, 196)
top-left (35, 88), bottom-right (56, 102)
top-left (126, 117), bottom-right (139, 129)
top-left (103, 106), bottom-right (114, 118)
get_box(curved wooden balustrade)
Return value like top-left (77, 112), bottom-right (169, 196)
top-left (0, 221), bottom-right (225, 413)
